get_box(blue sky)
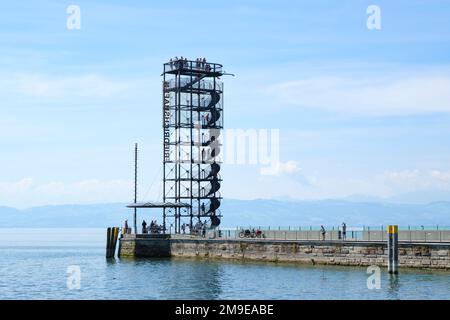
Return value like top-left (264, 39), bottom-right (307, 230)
top-left (1, 0), bottom-right (450, 207)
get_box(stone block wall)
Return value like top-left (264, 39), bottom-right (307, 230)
top-left (169, 239), bottom-right (450, 270)
top-left (118, 237), bottom-right (450, 270)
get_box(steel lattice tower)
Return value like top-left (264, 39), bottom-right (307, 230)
top-left (162, 59), bottom-right (225, 234)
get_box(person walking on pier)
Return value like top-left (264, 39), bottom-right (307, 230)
top-left (142, 220), bottom-right (147, 234)
top-left (341, 222), bottom-right (347, 240)
top-left (181, 223), bottom-right (186, 234)
top-left (123, 219), bottom-right (129, 234)
top-left (320, 225), bottom-right (326, 241)
top-left (202, 224), bottom-right (206, 238)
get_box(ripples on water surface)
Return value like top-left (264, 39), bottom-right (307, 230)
top-left (0, 229), bottom-right (448, 300)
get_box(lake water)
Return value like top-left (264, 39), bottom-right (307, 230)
top-left (0, 228), bottom-right (448, 300)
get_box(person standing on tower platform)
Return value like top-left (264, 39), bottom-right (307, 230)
top-left (201, 203), bottom-right (206, 214)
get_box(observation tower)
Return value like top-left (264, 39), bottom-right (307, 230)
top-left (128, 58), bottom-right (228, 234)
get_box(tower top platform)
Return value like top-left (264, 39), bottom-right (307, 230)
top-left (163, 58), bottom-right (224, 77)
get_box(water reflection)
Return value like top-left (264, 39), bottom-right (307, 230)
top-left (159, 259), bottom-right (223, 299)
top-left (387, 274), bottom-right (400, 300)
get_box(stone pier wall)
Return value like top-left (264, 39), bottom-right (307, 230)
top-left (119, 236), bottom-right (450, 270)
top-left (119, 234), bottom-right (171, 258)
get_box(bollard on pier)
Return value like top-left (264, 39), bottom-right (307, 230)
top-left (387, 225), bottom-right (399, 274)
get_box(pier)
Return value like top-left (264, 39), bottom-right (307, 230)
top-left (117, 59), bottom-right (450, 272)
top-left (118, 230), bottom-right (450, 270)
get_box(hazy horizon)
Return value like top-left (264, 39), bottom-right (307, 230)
top-left (3, 194), bottom-right (450, 211)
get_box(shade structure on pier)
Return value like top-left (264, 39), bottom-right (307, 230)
top-left (127, 202), bottom-right (191, 209)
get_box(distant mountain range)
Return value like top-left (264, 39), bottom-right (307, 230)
top-left (1, 199), bottom-right (449, 228)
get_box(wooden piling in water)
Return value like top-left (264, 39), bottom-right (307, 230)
top-left (106, 227), bottom-right (111, 257)
top-left (106, 227), bottom-right (119, 258)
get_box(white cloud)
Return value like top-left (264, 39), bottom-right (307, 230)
top-left (260, 160), bottom-right (300, 176)
top-left (0, 178), bottom-right (34, 193)
top-left (246, 167), bottom-right (450, 202)
top-left (0, 72), bottom-right (155, 106)
top-left (278, 160), bottom-right (300, 174)
top-left (383, 169), bottom-right (420, 181)
top-left (266, 74), bottom-right (450, 115)
top-left (380, 169), bottom-right (450, 192)
top-left (2, 169), bottom-right (449, 208)
top-left (15, 73), bottom-right (129, 99)
top-left (430, 170), bottom-right (450, 182)
top-left (0, 178), bottom-right (133, 208)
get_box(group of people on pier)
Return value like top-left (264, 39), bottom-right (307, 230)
top-left (192, 220), bottom-right (208, 237)
top-left (320, 222), bottom-right (347, 240)
top-left (168, 56), bottom-right (212, 72)
top-left (178, 220), bottom-right (208, 237)
top-left (132, 218), bottom-right (208, 237)
top-left (141, 219), bottom-right (163, 234)
top-left (127, 218), bottom-right (348, 241)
